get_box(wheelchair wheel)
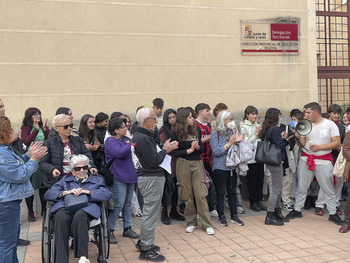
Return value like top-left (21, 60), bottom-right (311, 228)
top-left (97, 203), bottom-right (110, 263)
top-left (41, 211), bottom-right (52, 263)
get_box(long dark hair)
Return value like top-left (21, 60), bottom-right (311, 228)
top-left (78, 114), bottom-right (98, 144)
top-left (22, 107), bottom-right (42, 127)
top-left (160, 109), bottom-right (177, 139)
top-left (174, 108), bottom-right (198, 142)
top-left (259, 108), bottom-right (281, 140)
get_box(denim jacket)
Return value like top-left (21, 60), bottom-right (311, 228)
top-left (210, 130), bottom-right (231, 171)
top-left (0, 145), bottom-right (36, 203)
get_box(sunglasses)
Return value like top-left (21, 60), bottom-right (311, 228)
top-left (72, 165), bottom-right (89, 171)
top-left (57, 123), bottom-right (73, 129)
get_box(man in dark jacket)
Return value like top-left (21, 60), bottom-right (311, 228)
top-left (132, 107), bottom-right (178, 262)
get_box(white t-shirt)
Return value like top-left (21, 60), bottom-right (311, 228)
top-left (300, 118), bottom-right (339, 165)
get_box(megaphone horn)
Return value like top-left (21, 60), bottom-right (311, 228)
top-left (295, 119), bottom-right (312, 136)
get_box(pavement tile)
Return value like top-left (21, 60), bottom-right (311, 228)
top-left (283, 259), bottom-right (306, 263)
top-left (237, 241), bottom-right (260, 250)
top-left (20, 201), bottom-right (350, 263)
top-left (257, 240), bottom-right (274, 248)
top-left (274, 251), bottom-right (295, 260)
top-left (246, 247), bottom-right (269, 256)
top-left (256, 253), bottom-right (281, 262)
top-left (303, 247), bottom-right (328, 255)
top-left (316, 253), bottom-right (341, 261)
top-left (288, 249), bottom-right (311, 257)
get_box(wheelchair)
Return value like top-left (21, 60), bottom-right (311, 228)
top-left (41, 201), bottom-right (110, 263)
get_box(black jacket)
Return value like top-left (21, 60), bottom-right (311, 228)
top-left (39, 133), bottom-right (95, 188)
top-left (132, 126), bottom-right (166, 176)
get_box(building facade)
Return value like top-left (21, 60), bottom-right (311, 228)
top-left (0, 0), bottom-right (316, 124)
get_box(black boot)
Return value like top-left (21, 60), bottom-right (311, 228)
top-left (275, 207), bottom-right (289, 222)
top-left (169, 208), bottom-right (185, 221)
top-left (265, 211), bottom-right (284, 226)
top-left (304, 196), bottom-right (311, 210)
top-left (161, 207), bottom-right (170, 225)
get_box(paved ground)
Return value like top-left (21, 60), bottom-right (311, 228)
top-left (18, 200), bottom-right (350, 263)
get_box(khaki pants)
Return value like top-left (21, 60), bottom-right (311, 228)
top-left (176, 158), bottom-right (211, 230)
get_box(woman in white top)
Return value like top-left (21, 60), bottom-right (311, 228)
top-left (240, 106), bottom-right (267, 212)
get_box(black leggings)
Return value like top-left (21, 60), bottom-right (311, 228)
top-left (212, 169), bottom-right (237, 217)
top-left (25, 188), bottom-right (47, 213)
top-left (246, 163), bottom-right (265, 205)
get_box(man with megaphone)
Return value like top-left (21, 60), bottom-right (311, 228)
top-left (286, 102), bottom-right (343, 225)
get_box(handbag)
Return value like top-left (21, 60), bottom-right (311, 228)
top-left (98, 159), bottom-right (114, 187)
top-left (334, 147), bottom-right (346, 177)
top-left (203, 168), bottom-right (211, 189)
top-left (62, 179), bottom-right (88, 213)
top-left (255, 128), bottom-right (282, 165)
top-left (64, 193), bottom-right (88, 213)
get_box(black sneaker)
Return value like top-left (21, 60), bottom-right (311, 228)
top-left (123, 226), bottom-right (139, 239)
top-left (139, 248), bottom-right (165, 262)
top-left (285, 209), bottom-right (303, 219)
top-left (250, 202), bottom-right (261, 212)
top-left (230, 215), bottom-right (244, 226)
top-left (135, 240), bottom-right (160, 252)
top-left (17, 238), bottom-right (30, 247)
top-left (315, 207), bottom-right (324, 216)
top-left (257, 202), bottom-right (267, 211)
top-left (218, 215), bottom-right (228, 227)
top-left (160, 209), bottom-right (170, 225)
top-left (329, 214), bottom-right (343, 226)
top-left (109, 229), bottom-right (117, 244)
top-left (169, 211), bottom-right (185, 221)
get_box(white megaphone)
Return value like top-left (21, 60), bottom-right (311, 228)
top-left (288, 119), bottom-right (312, 136)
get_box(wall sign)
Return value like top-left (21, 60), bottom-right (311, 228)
top-left (241, 21), bottom-right (299, 55)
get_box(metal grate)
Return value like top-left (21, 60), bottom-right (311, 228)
top-left (316, 0), bottom-right (347, 12)
top-left (318, 78), bottom-right (350, 111)
top-left (317, 0), bottom-right (350, 112)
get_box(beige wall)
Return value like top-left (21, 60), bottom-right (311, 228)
top-left (0, 0), bottom-right (317, 125)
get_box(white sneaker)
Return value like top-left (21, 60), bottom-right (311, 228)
top-left (283, 203), bottom-right (293, 212)
top-left (206, 227), bottom-right (215, 235)
top-left (209, 210), bottom-right (218, 217)
top-left (186, 225), bottom-right (196, 233)
top-left (237, 206), bottom-right (245, 214)
top-left (79, 256), bottom-right (90, 263)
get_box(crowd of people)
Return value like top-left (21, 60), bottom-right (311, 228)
top-left (1, 97), bottom-right (350, 263)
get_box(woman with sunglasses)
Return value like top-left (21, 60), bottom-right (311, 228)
top-left (44, 154), bottom-right (111, 263)
top-left (21, 107), bottom-right (50, 222)
top-left (39, 114), bottom-right (97, 189)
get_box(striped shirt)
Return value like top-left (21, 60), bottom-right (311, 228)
top-left (194, 120), bottom-right (212, 163)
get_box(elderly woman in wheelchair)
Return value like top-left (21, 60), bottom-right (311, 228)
top-left (44, 154), bottom-right (111, 263)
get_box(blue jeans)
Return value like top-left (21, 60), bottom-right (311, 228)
top-left (0, 200), bottom-right (21, 263)
top-left (108, 178), bottom-right (134, 230)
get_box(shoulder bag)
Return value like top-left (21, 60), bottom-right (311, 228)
top-left (255, 128), bottom-right (282, 166)
top-left (63, 180), bottom-right (88, 213)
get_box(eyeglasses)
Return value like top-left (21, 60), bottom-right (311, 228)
top-left (57, 123), bottom-right (73, 129)
top-left (147, 117), bottom-right (157, 121)
top-left (73, 165), bottom-right (89, 172)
